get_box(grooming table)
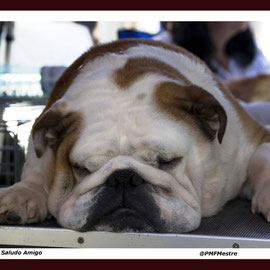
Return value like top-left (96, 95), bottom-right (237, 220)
top-left (0, 198), bottom-right (270, 248)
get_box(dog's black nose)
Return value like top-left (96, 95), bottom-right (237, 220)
top-left (106, 169), bottom-right (144, 187)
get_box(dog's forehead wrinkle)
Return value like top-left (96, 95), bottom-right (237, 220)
top-left (72, 130), bottom-right (188, 171)
top-left (140, 140), bottom-right (169, 155)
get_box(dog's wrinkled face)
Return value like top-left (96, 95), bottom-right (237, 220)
top-left (59, 106), bottom-right (202, 233)
top-left (32, 40), bottom-right (227, 233)
top-left (57, 105), bottom-right (207, 233)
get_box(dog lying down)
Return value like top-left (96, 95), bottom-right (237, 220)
top-left (0, 39), bottom-right (270, 233)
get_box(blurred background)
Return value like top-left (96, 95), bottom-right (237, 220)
top-left (1, 20), bottom-right (270, 187)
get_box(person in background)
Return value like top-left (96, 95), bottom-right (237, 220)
top-left (155, 22), bottom-right (270, 80)
top-left (154, 22), bottom-right (270, 126)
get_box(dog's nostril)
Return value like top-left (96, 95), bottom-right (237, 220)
top-left (106, 174), bottom-right (118, 187)
top-left (131, 174), bottom-right (144, 186)
top-left (106, 169), bottom-right (144, 187)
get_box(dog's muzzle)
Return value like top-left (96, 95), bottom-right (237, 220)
top-left (81, 169), bottom-right (166, 232)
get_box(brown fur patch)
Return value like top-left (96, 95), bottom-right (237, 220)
top-left (35, 108), bottom-right (83, 156)
top-left (114, 57), bottom-right (191, 89)
top-left (49, 111), bottom-right (83, 198)
top-left (155, 82), bottom-right (227, 144)
top-left (55, 112), bottom-right (82, 187)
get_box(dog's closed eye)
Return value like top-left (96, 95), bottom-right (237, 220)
top-left (72, 164), bottom-right (91, 177)
top-left (158, 157), bottom-right (182, 170)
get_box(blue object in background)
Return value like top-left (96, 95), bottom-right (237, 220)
top-left (118, 29), bottom-right (156, 39)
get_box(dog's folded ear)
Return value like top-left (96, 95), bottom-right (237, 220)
top-left (32, 101), bottom-right (79, 158)
top-left (178, 84), bottom-right (227, 144)
top-left (156, 82), bottom-right (227, 144)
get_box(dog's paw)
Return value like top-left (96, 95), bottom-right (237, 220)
top-left (251, 184), bottom-right (270, 222)
top-left (0, 183), bottom-right (48, 225)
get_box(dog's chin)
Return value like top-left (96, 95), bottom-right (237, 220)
top-left (93, 208), bottom-right (156, 233)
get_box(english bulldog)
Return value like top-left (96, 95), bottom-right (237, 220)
top-left (1, 39), bottom-right (270, 233)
